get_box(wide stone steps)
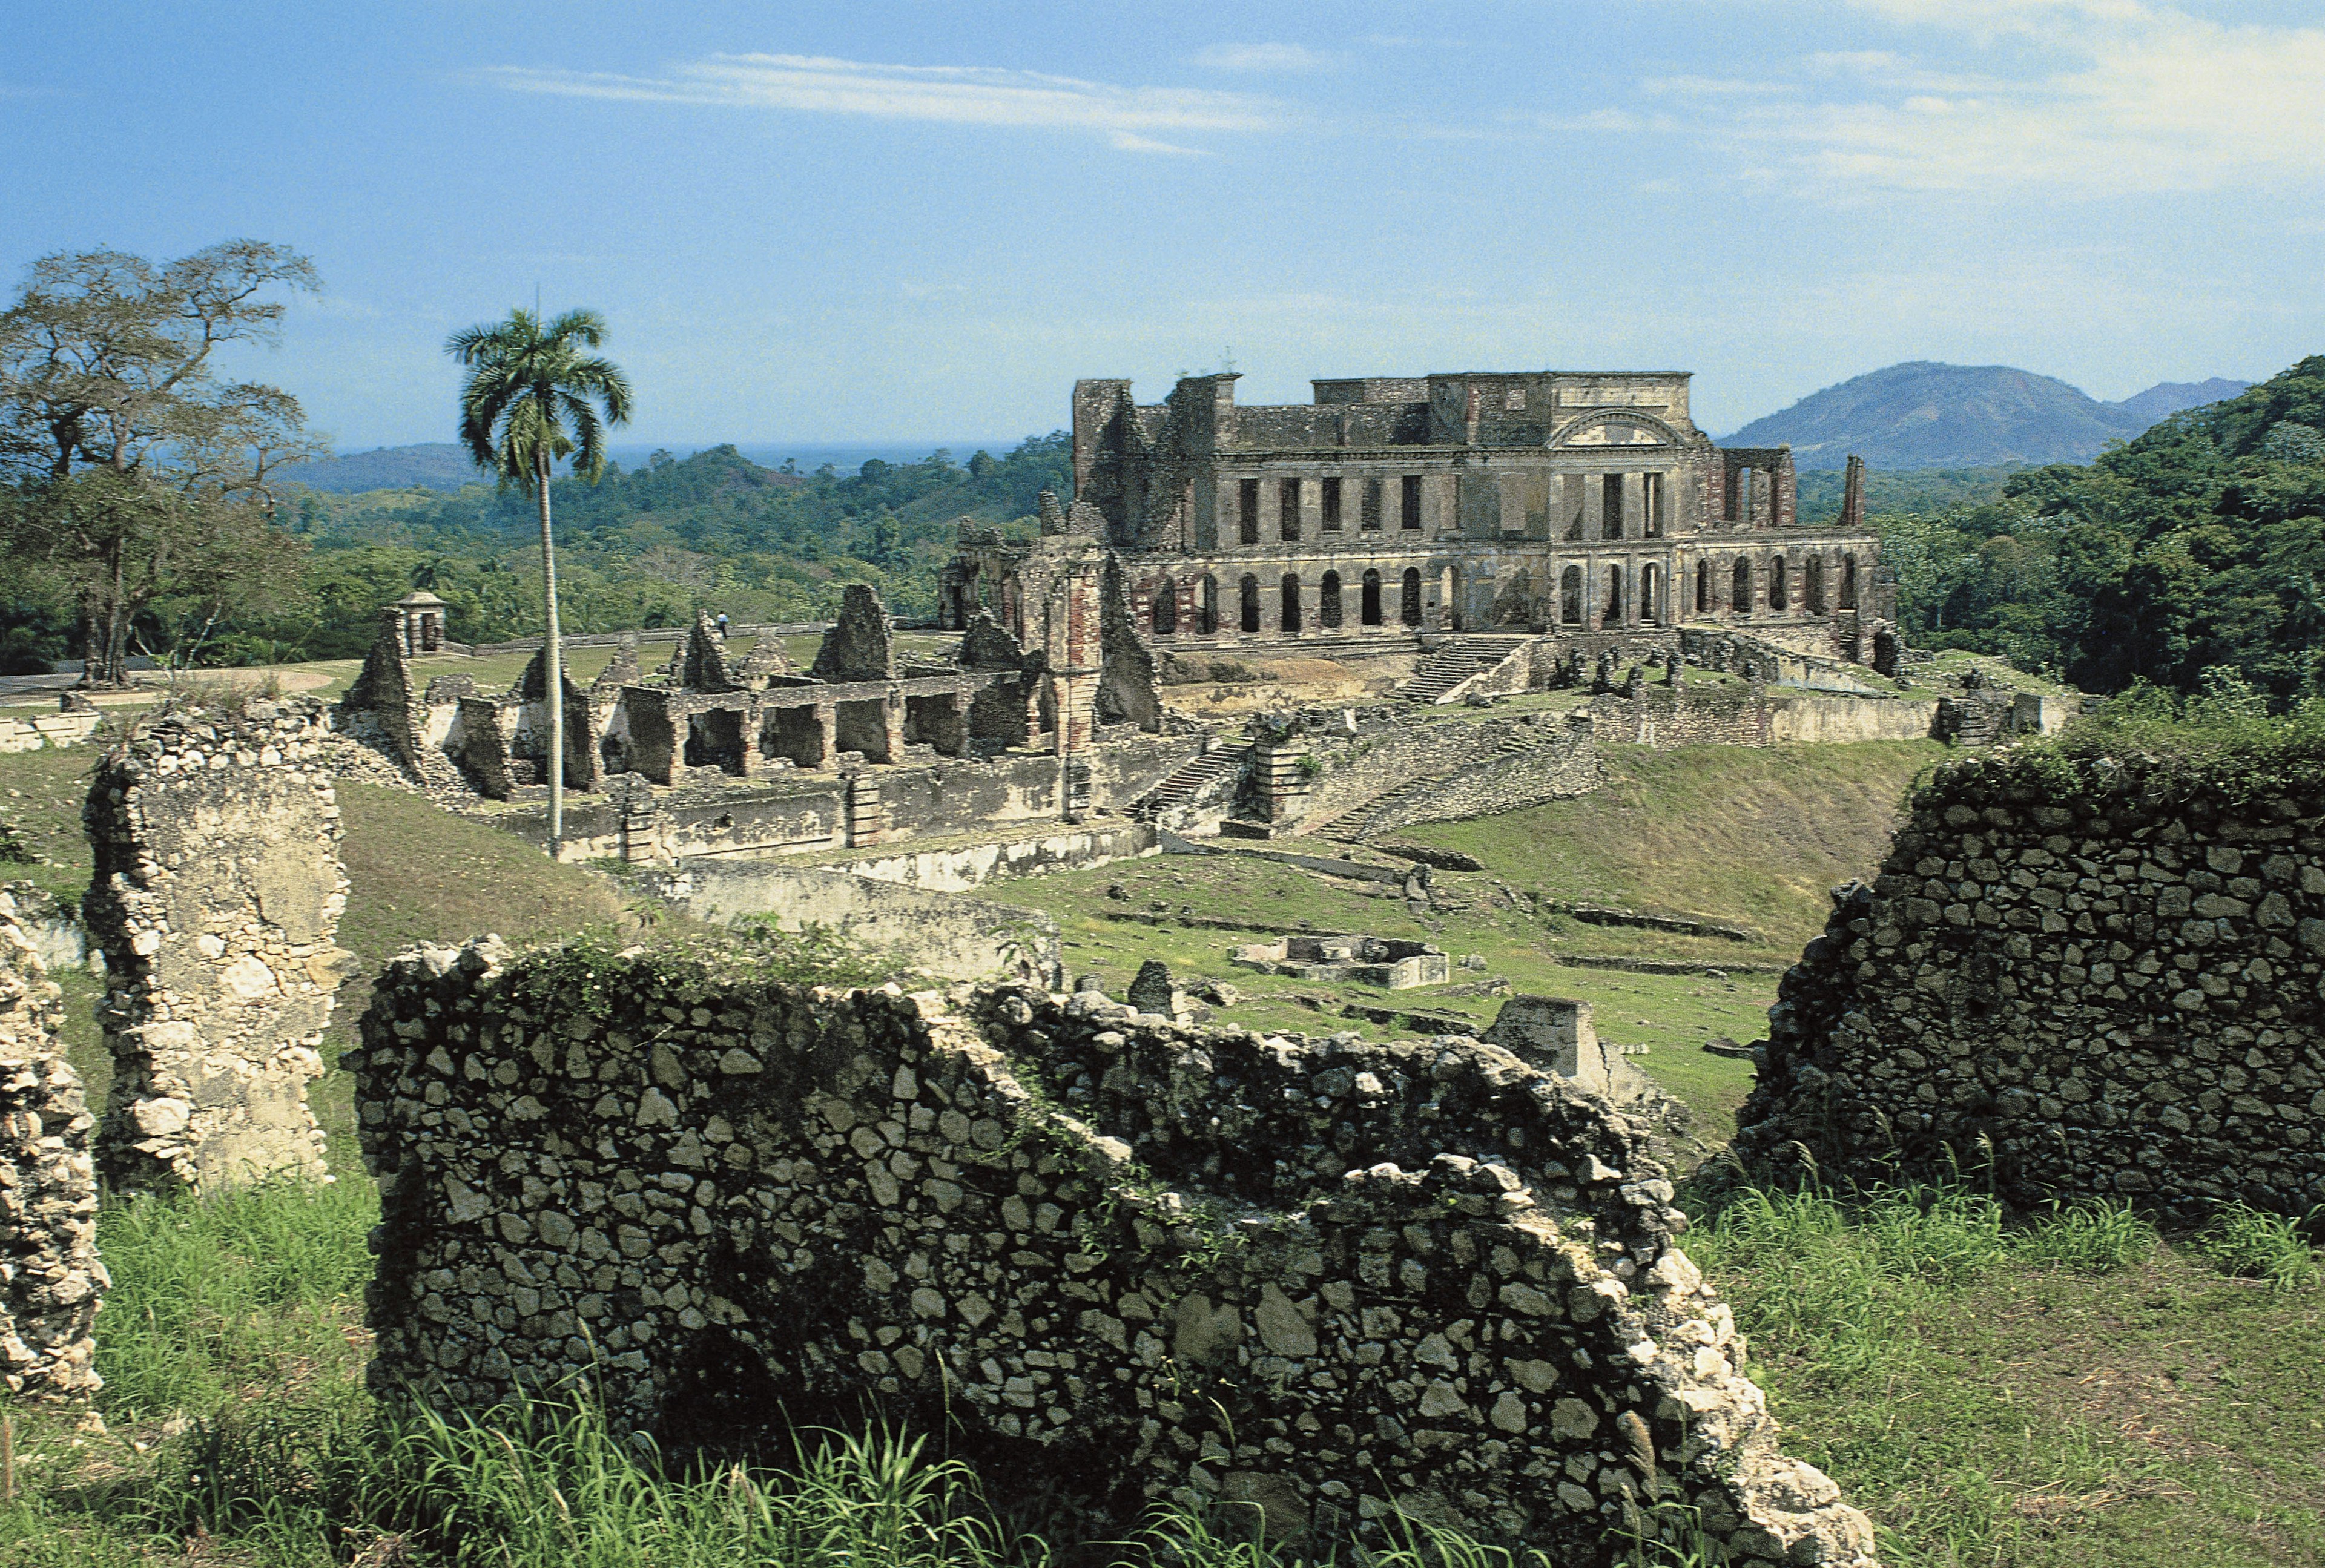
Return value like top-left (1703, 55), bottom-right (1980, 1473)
top-left (1130, 745), bottom-right (1248, 822)
top-left (1321, 727), bottom-right (1552, 844)
top-left (1396, 638), bottom-right (1520, 703)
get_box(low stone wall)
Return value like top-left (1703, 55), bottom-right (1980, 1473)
top-left (1351, 722), bottom-right (1602, 838)
top-left (1588, 685), bottom-right (1936, 749)
top-left (84, 699), bottom-right (355, 1191)
top-left (643, 860), bottom-right (1063, 986)
top-left (351, 941), bottom-right (1875, 1567)
top-left (828, 822), bottom-right (1156, 894)
top-left (1733, 749), bottom-right (2325, 1219)
top-left (0, 890), bottom-right (104, 1398)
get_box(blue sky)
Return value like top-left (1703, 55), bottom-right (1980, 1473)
top-left (7, 1), bottom-right (2321, 450)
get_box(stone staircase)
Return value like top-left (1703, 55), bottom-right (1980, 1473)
top-left (1130, 743), bottom-right (1249, 823)
top-left (1396, 637), bottom-right (1522, 704)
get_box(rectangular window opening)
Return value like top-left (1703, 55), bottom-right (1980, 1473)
top-left (1238, 478), bottom-right (1259, 545)
top-left (1321, 476), bottom-right (1343, 532)
top-left (1401, 475), bottom-right (1422, 531)
top-left (1279, 478), bottom-right (1302, 541)
top-left (1602, 474), bottom-right (1624, 539)
top-left (1360, 476), bottom-right (1383, 532)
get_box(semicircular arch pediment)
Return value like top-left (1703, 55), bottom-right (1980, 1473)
top-left (1548, 409), bottom-right (1683, 449)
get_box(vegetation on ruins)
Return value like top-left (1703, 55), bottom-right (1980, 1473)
top-left (446, 305), bottom-right (635, 849)
top-left (1867, 354), bottom-right (2325, 703)
top-left (0, 242), bottom-right (324, 682)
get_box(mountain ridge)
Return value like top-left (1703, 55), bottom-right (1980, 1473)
top-left (1724, 361), bottom-right (2251, 470)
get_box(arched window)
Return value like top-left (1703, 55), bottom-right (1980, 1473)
top-left (1604, 565), bottom-right (1624, 623)
top-left (1560, 565), bottom-right (1583, 625)
top-left (1400, 567), bottom-right (1423, 625)
top-left (1360, 569), bottom-right (1383, 627)
top-left (1840, 556), bottom-right (1858, 610)
top-left (1152, 578), bottom-right (1176, 636)
top-left (1768, 556), bottom-right (1789, 613)
top-left (1732, 558), bottom-right (1752, 616)
top-left (1804, 555), bottom-right (1825, 614)
top-left (1239, 574), bottom-right (1261, 634)
top-left (1695, 559), bottom-right (1710, 614)
top-left (1281, 573), bottom-right (1302, 633)
top-left (1200, 575), bottom-right (1219, 634)
top-left (1640, 563), bottom-right (1661, 624)
top-left (1319, 570), bottom-right (1343, 630)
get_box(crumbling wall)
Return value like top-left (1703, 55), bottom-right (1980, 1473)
top-left (1588, 685), bottom-right (1936, 749)
top-left (1097, 553), bottom-right (1162, 733)
top-left (1733, 749), bottom-right (2325, 1219)
top-left (352, 943), bottom-right (1875, 1567)
top-left (813, 584), bottom-right (897, 684)
top-left (0, 889), bottom-right (104, 1398)
top-left (85, 699), bottom-right (353, 1190)
top-left (340, 611), bottom-right (464, 790)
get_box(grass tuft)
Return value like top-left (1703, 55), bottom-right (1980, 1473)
top-left (2189, 1202), bottom-right (2323, 1291)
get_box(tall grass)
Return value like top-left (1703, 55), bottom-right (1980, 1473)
top-left (2189, 1202), bottom-right (2323, 1290)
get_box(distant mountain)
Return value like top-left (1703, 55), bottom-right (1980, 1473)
top-left (1724, 362), bottom-right (2252, 470)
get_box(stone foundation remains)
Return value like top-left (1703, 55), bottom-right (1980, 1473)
top-left (0, 890), bottom-right (104, 1397)
top-left (85, 698), bottom-right (355, 1191)
top-left (352, 940), bottom-right (1874, 1567)
top-left (1232, 934), bottom-right (1451, 989)
top-left (1734, 747), bottom-right (2325, 1219)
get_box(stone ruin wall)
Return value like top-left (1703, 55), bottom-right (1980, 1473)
top-left (85, 698), bottom-right (355, 1191)
top-left (352, 940), bottom-right (1875, 1567)
top-left (1734, 750), bottom-right (2325, 1219)
top-left (0, 889), bottom-right (104, 1398)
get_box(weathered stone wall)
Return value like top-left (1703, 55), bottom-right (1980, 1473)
top-left (1296, 714), bottom-right (1543, 827)
top-left (1339, 720), bottom-right (1601, 840)
top-left (352, 943), bottom-right (1874, 1567)
top-left (0, 705), bottom-right (105, 755)
top-left (643, 860), bottom-right (1064, 986)
top-left (824, 822), bottom-right (1156, 894)
top-left (1733, 749), bottom-right (2325, 1219)
top-left (85, 699), bottom-right (355, 1191)
top-left (0, 890), bottom-right (104, 1398)
top-left (1587, 685), bottom-right (1937, 749)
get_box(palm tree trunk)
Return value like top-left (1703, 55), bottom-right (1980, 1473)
top-left (537, 450), bottom-right (564, 855)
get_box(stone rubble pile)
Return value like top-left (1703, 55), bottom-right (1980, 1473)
top-left (351, 938), bottom-right (1874, 1567)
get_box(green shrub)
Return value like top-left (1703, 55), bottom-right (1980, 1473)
top-left (2189, 1202), bottom-right (2323, 1290)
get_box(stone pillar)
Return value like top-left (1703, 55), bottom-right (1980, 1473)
top-left (883, 688), bottom-right (908, 763)
top-left (1250, 743), bottom-right (1312, 828)
top-left (85, 698), bottom-right (352, 1192)
top-left (1583, 473), bottom-right (1604, 540)
top-left (816, 704), bottom-right (837, 769)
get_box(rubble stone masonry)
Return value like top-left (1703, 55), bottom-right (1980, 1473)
top-left (0, 889), bottom-right (104, 1397)
top-left (85, 699), bottom-right (355, 1191)
top-left (1734, 748), bottom-right (2325, 1217)
top-left (352, 939), bottom-right (1874, 1567)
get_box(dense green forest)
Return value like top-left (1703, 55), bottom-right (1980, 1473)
top-left (1, 435), bottom-right (1067, 670)
top-left (1870, 354), bottom-right (2325, 704)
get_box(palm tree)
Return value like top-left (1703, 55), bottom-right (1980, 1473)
top-left (445, 308), bottom-right (632, 852)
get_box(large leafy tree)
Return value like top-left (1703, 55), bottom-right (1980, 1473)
top-left (0, 241), bottom-right (322, 683)
top-left (446, 307), bottom-right (632, 851)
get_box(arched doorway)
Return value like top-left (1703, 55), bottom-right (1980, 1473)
top-left (1604, 564), bottom-right (1623, 624)
top-left (1152, 577), bottom-right (1176, 635)
top-left (1239, 574), bottom-right (1260, 634)
top-left (1640, 562), bottom-right (1661, 624)
top-left (1199, 575), bottom-right (1219, 634)
top-left (1804, 555), bottom-right (1824, 614)
top-left (1400, 568), bottom-right (1422, 626)
top-left (1560, 565), bottom-right (1583, 625)
top-left (1281, 573), bottom-right (1302, 633)
top-left (1319, 571), bottom-right (1342, 630)
top-left (1695, 559), bottom-right (1710, 614)
top-left (1360, 569), bottom-right (1383, 627)
top-left (1768, 556), bottom-right (1789, 613)
top-left (1841, 556), bottom-right (1858, 610)
top-left (1731, 558), bottom-right (1751, 618)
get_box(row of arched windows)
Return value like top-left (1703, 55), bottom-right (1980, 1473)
top-left (1689, 554), bottom-right (1859, 617)
top-left (1150, 568), bottom-right (1428, 635)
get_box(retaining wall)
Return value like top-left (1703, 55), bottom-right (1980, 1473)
top-left (349, 942), bottom-right (1874, 1566)
top-left (1733, 749), bottom-right (2325, 1218)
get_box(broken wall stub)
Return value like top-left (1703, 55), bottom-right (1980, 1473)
top-left (0, 889), bottom-right (105, 1397)
top-left (1096, 553), bottom-right (1162, 733)
top-left (1733, 750), bottom-right (2325, 1219)
top-left (352, 942), bottom-right (1875, 1568)
top-left (516, 647), bottom-right (601, 792)
top-left (340, 611), bottom-right (463, 791)
top-left (813, 584), bottom-right (897, 685)
top-left (86, 699), bottom-right (354, 1191)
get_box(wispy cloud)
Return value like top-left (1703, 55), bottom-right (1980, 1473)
top-left (1613, 2), bottom-right (2325, 197)
top-left (478, 53), bottom-right (1286, 150)
top-left (1192, 42), bottom-right (1342, 73)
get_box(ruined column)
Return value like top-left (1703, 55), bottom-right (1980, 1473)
top-left (814, 703), bottom-right (837, 768)
top-left (86, 698), bottom-right (352, 1191)
top-left (0, 889), bottom-right (104, 1398)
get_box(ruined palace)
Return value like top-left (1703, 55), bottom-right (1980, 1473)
top-left (945, 370), bottom-right (1892, 658)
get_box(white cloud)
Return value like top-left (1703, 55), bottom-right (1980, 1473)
top-left (478, 53), bottom-right (1286, 148)
top-left (1665, 3), bottom-right (2325, 196)
top-left (1191, 42), bottom-right (1342, 73)
top-left (1643, 75), bottom-right (1796, 97)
